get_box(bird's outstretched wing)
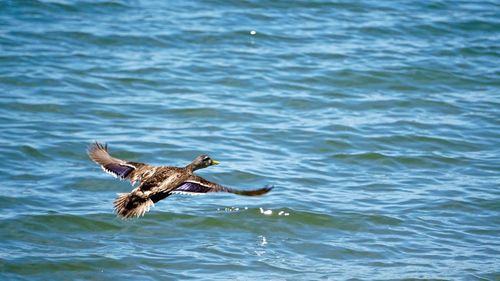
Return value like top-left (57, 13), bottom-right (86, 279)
top-left (172, 175), bottom-right (273, 196)
top-left (87, 142), bottom-right (145, 181)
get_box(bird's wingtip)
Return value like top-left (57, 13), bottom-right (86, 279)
top-left (236, 185), bottom-right (274, 196)
top-left (87, 141), bottom-right (108, 153)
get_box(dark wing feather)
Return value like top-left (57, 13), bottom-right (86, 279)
top-left (87, 142), bottom-right (138, 180)
top-left (173, 175), bottom-right (273, 196)
top-left (175, 182), bottom-right (212, 193)
top-left (149, 191), bottom-right (171, 203)
top-left (103, 163), bottom-right (135, 178)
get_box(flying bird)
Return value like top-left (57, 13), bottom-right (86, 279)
top-left (87, 142), bottom-right (272, 218)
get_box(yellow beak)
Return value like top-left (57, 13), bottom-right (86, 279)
top-left (211, 160), bottom-right (220, 165)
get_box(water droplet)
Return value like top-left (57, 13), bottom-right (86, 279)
top-left (261, 236), bottom-right (268, 246)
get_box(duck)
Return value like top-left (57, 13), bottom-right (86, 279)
top-left (87, 142), bottom-right (272, 218)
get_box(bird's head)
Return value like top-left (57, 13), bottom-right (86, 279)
top-left (190, 154), bottom-right (220, 171)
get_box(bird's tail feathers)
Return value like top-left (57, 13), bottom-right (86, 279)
top-left (114, 190), bottom-right (154, 219)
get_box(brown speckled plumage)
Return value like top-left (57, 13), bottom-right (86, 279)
top-left (87, 142), bottom-right (272, 218)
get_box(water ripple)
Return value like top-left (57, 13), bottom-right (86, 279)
top-left (1, 0), bottom-right (499, 280)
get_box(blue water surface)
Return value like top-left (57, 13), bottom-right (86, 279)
top-left (0, 0), bottom-right (499, 280)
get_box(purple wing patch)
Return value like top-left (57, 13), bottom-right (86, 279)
top-left (103, 163), bottom-right (134, 179)
top-left (174, 182), bottom-right (211, 193)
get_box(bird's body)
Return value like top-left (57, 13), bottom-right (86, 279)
top-left (87, 142), bottom-right (272, 218)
